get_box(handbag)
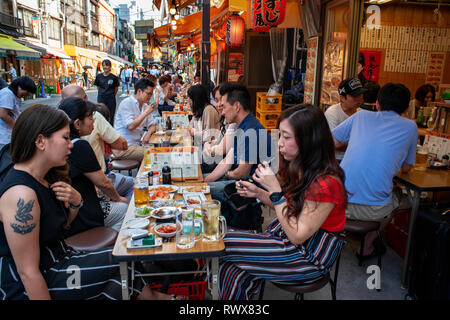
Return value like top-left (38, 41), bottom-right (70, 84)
top-left (222, 182), bottom-right (264, 231)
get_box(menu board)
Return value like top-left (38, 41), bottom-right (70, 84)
top-left (149, 146), bottom-right (200, 180)
top-left (228, 52), bottom-right (244, 82)
top-left (162, 111), bottom-right (190, 128)
top-left (304, 36), bottom-right (319, 104)
top-left (425, 52), bottom-right (446, 89)
top-left (320, 41), bottom-right (345, 106)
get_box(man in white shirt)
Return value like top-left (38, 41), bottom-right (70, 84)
top-left (0, 76), bottom-right (36, 148)
top-left (113, 78), bottom-right (157, 162)
top-left (120, 65), bottom-right (132, 96)
top-left (325, 78), bottom-right (366, 161)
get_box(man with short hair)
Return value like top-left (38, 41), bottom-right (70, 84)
top-left (325, 78), bottom-right (366, 161)
top-left (205, 83), bottom-right (274, 203)
top-left (113, 78), bottom-right (157, 162)
top-left (332, 83), bottom-right (418, 258)
top-left (61, 85), bottom-right (133, 201)
top-left (0, 76), bottom-right (36, 148)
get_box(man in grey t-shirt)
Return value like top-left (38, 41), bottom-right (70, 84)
top-left (325, 78), bottom-right (366, 161)
top-left (0, 76), bottom-right (36, 147)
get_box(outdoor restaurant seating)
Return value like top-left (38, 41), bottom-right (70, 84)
top-left (344, 219), bottom-right (382, 268)
top-left (110, 157), bottom-right (140, 176)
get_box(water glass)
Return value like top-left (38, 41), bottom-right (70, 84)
top-left (176, 206), bottom-right (195, 249)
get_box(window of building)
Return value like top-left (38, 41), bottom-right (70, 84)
top-left (49, 18), bottom-right (61, 40)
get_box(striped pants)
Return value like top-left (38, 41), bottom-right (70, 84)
top-left (1, 243), bottom-right (146, 300)
top-left (218, 219), bottom-right (344, 300)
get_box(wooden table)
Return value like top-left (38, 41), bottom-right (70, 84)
top-left (112, 161), bottom-right (225, 300)
top-left (394, 166), bottom-right (450, 289)
top-left (147, 128), bottom-right (192, 146)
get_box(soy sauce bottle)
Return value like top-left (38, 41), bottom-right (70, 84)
top-left (162, 166), bottom-right (172, 184)
top-left (166, 116), bottom-right (172, 131)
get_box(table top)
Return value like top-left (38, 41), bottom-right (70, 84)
top-left (147, 128), bottom-right (191, 145)
top-left (394, 166), bottom-right (450, 191)
top-left (112, 161), bottom-right (225, 262)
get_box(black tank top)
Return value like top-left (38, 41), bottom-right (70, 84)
top-left (0, 169), bottom-right (68, 266)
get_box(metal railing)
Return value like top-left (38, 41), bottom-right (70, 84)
top-left (0, 11), bottom-right (23, 31)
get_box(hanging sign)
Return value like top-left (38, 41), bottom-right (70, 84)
top-left (251, 0), bottom-right (270, 32)
top-left (262, 0), bottom-right (287, 26)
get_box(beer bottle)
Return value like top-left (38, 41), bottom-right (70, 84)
top-left (416, 107), bottom-right (424, 126)
top-left (167, 116), bottom-right (172, 130)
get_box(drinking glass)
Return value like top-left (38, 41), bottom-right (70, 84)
top-left (176, 206), bottom-right (195, 249)
top-left (133, 175), bottom-right (148, 207)
top-left (201, 200), bottom-right (226, 242)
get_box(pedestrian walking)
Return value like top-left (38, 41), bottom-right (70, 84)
top-left (93, 59), bottom-right (119, 125)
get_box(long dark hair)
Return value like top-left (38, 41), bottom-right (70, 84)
top-left (278, 104), bottom-right (347, 220)
top-left (58, 97), bottom-right (94, 137)
top-left (414, 84), bottom-right (435, 105)
top-left (188, 84), bottom-right (210, 119)
top-left (11, 104), bottom-right (71, 184)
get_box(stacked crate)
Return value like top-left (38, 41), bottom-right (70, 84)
top-left (255, 92), bottom-right (282, 130)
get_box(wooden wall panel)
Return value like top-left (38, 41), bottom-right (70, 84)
top-left (361, 4), bottom-right (450, 99)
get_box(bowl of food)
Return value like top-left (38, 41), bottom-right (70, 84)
top-left (135, 206), bottom-right (153, 217)
top-left (154, 223), bottom-right (177, 238)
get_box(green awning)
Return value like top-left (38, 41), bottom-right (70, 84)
top-left (0, 34), bottom-right (41, 60)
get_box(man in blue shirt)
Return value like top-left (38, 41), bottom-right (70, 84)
top-left (332, 83), bottom-right (417, 257)
top-left (205, 83), bottom-right (274, 203)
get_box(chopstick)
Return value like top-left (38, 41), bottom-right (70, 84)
top-left (121, 216), bottom-right (152, 230)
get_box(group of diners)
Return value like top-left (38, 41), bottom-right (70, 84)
top-left (0, 74), bottom-right (418, 300)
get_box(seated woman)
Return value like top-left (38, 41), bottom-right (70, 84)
top-left (0, 104), bottom-right (161, 300)
top-left (403, 84), bottom-right (435, 119)
top-left (219, 104), bottom-right (347, 300)
top-left (59, 97), bottom-right (128, 237)
top-left (155, 75), bottom-right (176, 115)
top-left (187, 84), bottom-right (220, 146)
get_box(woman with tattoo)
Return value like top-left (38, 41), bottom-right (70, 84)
top-left (0, 104), bottom-right (170, 300)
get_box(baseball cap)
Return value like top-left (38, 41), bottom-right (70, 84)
top-left (338, 78), bottom-right (367, 96)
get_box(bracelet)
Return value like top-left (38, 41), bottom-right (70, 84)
top-left (272, 197), bottom-right (287, 206)
top-left (69, 199), bottom-right (84, 210)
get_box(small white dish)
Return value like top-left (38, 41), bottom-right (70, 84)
top-left (184, 192), bottom-right (206, 206)
top-left (151, 206), bottom-right (177, 220)
top-left (124, 218), bottom-right (150, 229)
top-left (148, 184), bottom-right (179, 193)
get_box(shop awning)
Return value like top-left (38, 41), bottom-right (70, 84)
top-left (0, 34), bottom-right (41, 60)
top-left (135, 58), bottom-right (142, 65)
top-left (154, 0), bottom-right (230, 43)
top-left (107, 53), bottom-right (133, 66)
top-left (46, 46), bottom-right (72, 59)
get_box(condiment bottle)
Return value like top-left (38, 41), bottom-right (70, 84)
top-left (147, 171), bottom-right (154, 186)
top-left (153, 171), bottom-right (160, 185)
top-left (167, 116), bottom-right (172, 130)
top-left (162, 166), bottom-right (172, 185)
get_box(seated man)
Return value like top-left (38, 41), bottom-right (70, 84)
top-left (332, 83), bottom-right (417, 258)
top-left (113, 78), bottom-right (157, 163)
top-left (325, 78), bottom-right (366, 162)
top-left (205, 83), bottom-right (274, 203)
top-left (61, 85), bottom-right (133, 203)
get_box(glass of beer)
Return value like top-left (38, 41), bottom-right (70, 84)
top-left (143, 144), bottom-right (151, 170)
top-left (133, 175), bottom-right (148, 207)
top-left (201, 200), bottom-right (226, 242)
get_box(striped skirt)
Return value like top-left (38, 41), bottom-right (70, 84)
top-left (0, 241), bottom-right (146, 300)
top-left (218, 219), bottom-right (345, 300)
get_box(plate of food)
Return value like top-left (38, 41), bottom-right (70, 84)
top-left (148, 185), bottom-right (178, 193)
top-left (124, 218), bottom-right (150, 229)
top-left (154, 223), bottom-right (177, 238)
top-left (187, 208), bottom-right (203, 220)
top-left (148, 189), bottom-right (174, 201)
top-left (178, 185), bottom-right (210, 194)
top-left (183, 192), bottom-right (206, 206)
top-left (151, 206), bottom-right (177, 220)
top-left (155, 131), bottom-right (165, 135)
top-left (135, 206), bottom-right (153, 217)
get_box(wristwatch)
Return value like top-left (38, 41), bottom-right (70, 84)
top-left (69, 199), bottom-right (84, 210)
top-left (224, 170), bottom-right (230, 180)
top-left (269, 192), bottom-right (285, 205)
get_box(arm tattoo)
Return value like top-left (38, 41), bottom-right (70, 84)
top-left (10, 198), bottom-right (36, 234)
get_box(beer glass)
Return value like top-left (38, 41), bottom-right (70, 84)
top-left (201, 200), bottom-right (226, 242)
top-left (143, 144), bottom-right (152, 170)
top-left (133, 175), bottom-right (148, 207)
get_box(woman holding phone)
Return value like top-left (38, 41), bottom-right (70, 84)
top-left (219, 104), bottom-right (347, 300)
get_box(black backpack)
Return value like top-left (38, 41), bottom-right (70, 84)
top-left (222, 182), bottom-right (264, 231)
top-left (0, 143), bottom-right (13, 184)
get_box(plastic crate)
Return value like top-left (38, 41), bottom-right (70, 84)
top-left (256, 92), bottom-right (282, 113)
top-left (256, 110), bottom-right (280, 129)
top-left (149, 280), bottom-right (207, 300)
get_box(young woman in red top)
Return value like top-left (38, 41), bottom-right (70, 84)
top-left (218, 104), bottom-right (347, 300)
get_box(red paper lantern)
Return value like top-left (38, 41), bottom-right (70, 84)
top-left (226, 14), bottom-right (245, 47)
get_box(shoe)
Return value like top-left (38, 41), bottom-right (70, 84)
top-left (355, 250), bottom-right (378, 263)
top-left (374, 238), bottom-right (387, 255)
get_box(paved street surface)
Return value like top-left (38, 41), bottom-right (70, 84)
top-left (21, 88), bottom-right (130, 110)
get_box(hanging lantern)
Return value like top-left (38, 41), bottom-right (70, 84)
top-left (55, 58), bottom-right (61, 69)
top-left (226, 14), bottom-right (245, 47)
top-left (251, 0), bottom-right (270, 32)
top-left (262, 0), bottom-right (287, 26)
